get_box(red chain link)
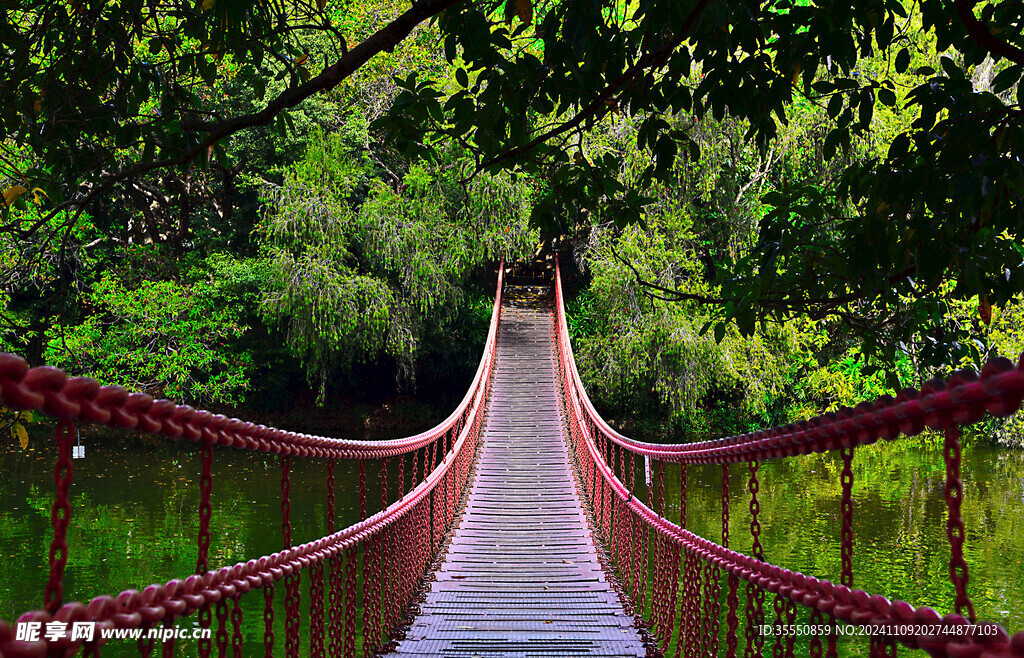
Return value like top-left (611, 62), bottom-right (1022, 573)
top-left (44, 418), bottom-right (74, 614)
top-left (162, 616), bottom-right (176, 657)
top-left (359, 459), bottom-right (367, 521)
top-left (310, 558), bottom-right (325, 658)
top-left (231, 597), bottom-right (243, 658)
top-left (809, 608), bottom-right (824, 658)
top-left (944, 424), bottom-right (976, 622)
top-left (771, 593), bottom-right (784, 657)
top-left (722, 463), bottom-right (730, 547)
top-left (748, 460), bottom-right (763, 561)
top-left (197, 437), bottom-right (213, 658)
top-left (745, 459), bottom-right (764, 658)
top-left (343, 545), bottom-right (357, 657)
top-left (138, 626), bottom-right (155, 657)
top-left (783, 597), bottom-right (797, 656)
top-left (364, 535), bottom-right (380, 655)
top-left (263, 583), bottom-right (275, 658)
top-left (215, 598), bottom-right (228, 656)
top-left (326, 460), bottom-right (342, 658)
top-left (281, 454), bottom-right (301, 658)
top-left (726, 572), bottom-right (739, 658)
top-left (680, 463), bottom-right (687, 530)
top-left (840, 446), bottom-right (855, 588)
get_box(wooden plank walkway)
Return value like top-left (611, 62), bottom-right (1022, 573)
top-left (386, 292), bottom-right (646, 658)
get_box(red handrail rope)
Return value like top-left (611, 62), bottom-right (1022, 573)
top-left (0, 261), bottom-right (504, 656)
top-left (554, 261), bottom-right (1024, 463)
top-left (554, 260), bottom-right (1024, 656)
top-left (0, 264), bottom-right (504, 460)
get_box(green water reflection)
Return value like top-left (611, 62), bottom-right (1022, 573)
top-left (0, 425), bottom-right (394, 655)
top-left (643, 437), bottom-right (1024, 655)
top-left (3, 426), bottom-right (1023, 657)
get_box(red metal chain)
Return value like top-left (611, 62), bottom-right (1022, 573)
top-left (197, 437), bottom-right (213, 658)
top-left (263, 583), bottom-right (275, 658)
top-left (680, 463), bottom-right (687, 530)
top-left (721, 463), bottom-right (730, 547)
top-left (343, 546), bottom-right (357, 657)
top-left (675, 552), bottom-right (687, 658)
top-left (783, 597), bottom-right (797, 656)
top-left (138, 627), bottom-right (155, 657)
top-left (398, 453), bottom-right (406, 499)
top-left (944, 424), bottom-right (976, 622)
top-left (748, 460), bottom-right (763, 561)
top-left (231, 597), bottom-right (243, 658)
top-left (326, 460), bottom-right (342, 658)
top-left (707, 559), bottom-right (721, 654)
top-left (382, 525), bottom-right (395, 637)
top-left (44, 418), bottom-right (74, 614)
top-left (162, 616), bottom-right (176, 657)
top-left (726, 572), bottom-right (739, 658)
top-left (364, 536), bottom-right (380, 655)
top-left (745, 459), bottom-right (764, 658)
top-left (840, 446), bottom-right (855, 588)
top-left (638, 523), bottom-right (650, 622)
top-left (826, 612), bottom-right (838, 658)
top-left (310, 559), bottom-right (325, 658)
top-left (809, 608), bottom-right (824, 658)
top-left (771, 593), bottom-right (784, 657)
top-left (281, 454), bottom-right (301, 658)
top-left (215, 599), bottom-right (228, 656)
top-left (281, 455), bottom-right (292, 548)
top-left (359, 459), bottom-right (367, 521)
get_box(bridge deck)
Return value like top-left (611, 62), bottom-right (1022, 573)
top-left (387, 293), bottom-right (646, 657)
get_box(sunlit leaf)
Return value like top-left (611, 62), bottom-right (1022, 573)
top-left (14, 423), bottom-right (28, 450)
top-left (2, 186), bottom-right (28, 206)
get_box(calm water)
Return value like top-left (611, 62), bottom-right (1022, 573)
top-left (644, 436), bottom-right (1024, 655)
top-left (0, 424), bottom-right (393, 655)
top-left (2, 426), bottom-right (1023, 656)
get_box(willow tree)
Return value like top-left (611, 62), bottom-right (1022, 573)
top-left (2, 0), bottom-right (1022, 368)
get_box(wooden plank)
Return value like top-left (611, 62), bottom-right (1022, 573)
top-left (383, 293), bottom-right (645, 658)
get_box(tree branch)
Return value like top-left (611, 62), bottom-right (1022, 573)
top-left (954, 0), bottom-right (1024, 66)
top-left (476, 0), bottom-right (713, 173)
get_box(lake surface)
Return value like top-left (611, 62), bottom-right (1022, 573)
top-left (1, 425), bottom-right (1022, 655)
top-left (643, 436), bottom-right (1024, 655)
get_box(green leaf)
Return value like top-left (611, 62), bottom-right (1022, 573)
top-left (455, 68), bottom-right (468, 87)
top-left (713, 322), bottom-right (726, 343)
top-left (939, 56), bottom-right (961, 79)
top-left (14, 423), bottom-right (28, 450)
top-left (827, 93), bottom-right (843, 119)
top-left (823, 129), bottom-right (840, 159)
top-left (895, 48), bottom-right (910, 74)
top-left (991, 65), bottom-right (1022, 95)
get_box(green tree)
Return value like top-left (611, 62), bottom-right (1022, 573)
top-left (381, 0), bottom-right (1023, 369)
top-left (260, 125), bottom-right (536, 396)
top-left (42, 272), bottom-right (253, 404)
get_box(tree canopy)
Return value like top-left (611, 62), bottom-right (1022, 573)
top-left (1, 0), bottom-right (1023, 420)
top-left (5, 0), bottom-right (1023, 360)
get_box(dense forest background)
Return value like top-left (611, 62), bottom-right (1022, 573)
top-left (1, 0), bottom-right (1022, 444)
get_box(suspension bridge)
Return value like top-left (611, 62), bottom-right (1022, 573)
top-left (1, 260), bottom-right (1023, 657)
